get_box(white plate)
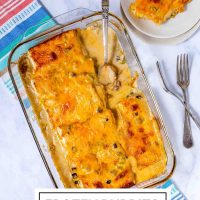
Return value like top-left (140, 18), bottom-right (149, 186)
top-left (121, 0), bottom-right (200, 39)
top-left (121, 5), bottom-right (200, 45)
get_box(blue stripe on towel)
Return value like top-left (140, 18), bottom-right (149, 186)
top-left (23, 98), bottom-right (31, 109)
top-left (157, 180), bottom-right (187, 200)
top-left (0, 7), bottom-right (47, 51)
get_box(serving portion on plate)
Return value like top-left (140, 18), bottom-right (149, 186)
top-left (18, 23), bottom-right (168, 188)
top-left (121, 0), bottom-right (200, 39)
top-left (130, 0), bottom-right (191, 25)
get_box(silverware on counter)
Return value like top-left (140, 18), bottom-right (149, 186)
top-left (156, 61), bottom-right (200, 132)
top-left (176, 54), bottom-right (193, 148)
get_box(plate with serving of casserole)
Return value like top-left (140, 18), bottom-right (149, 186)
top-left (121, 0), bottom-right (200, 39)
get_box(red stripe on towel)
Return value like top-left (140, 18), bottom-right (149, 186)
top-left (0, 0), bottom-right (33, 25)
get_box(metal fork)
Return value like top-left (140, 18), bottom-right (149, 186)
top-left (177, 54), bottom-right (193, 148)
top-left (156, 61), bottom-right (200, 130)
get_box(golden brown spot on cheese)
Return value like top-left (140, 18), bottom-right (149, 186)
top-left (20, 63), bottom-right (28, 74)
top-left (151, 0), bottom-right (161, 3)
top-left (127, 122), bottom-right (134, 137)
top-left (139, 127), bottom-right (144, 133)
top-left (121, 181), bottom-right (135, 188)
top-left (142, 135), bottom-right (149, 145)
top-left (62, 102), bottom-right (71, 112)
top-left (93, 181), bottom-right (103, 188)
top-left (135, 147), bottom-right (146, 157)
top-left (115, 170), bottom-right (128, 181)
top-left (132, 104), bottom-right (139, 111)
top-left (128, 130), bottom-right (134, 137)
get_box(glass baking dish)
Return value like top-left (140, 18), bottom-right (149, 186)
top-left (8, 8), bottom-right (175, 188)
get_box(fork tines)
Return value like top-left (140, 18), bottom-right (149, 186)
top-left (177, 54), bottom-right (190, 87)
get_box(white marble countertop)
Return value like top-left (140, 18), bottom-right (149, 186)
top-left (0, 0), bottom-right (200, 199)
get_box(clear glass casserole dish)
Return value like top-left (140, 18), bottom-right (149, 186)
top-left (8, 8), bottom-right (175, 188)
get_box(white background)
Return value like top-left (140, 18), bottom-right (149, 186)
top-left (0, 0), bottom-right (200, 200)
top-left (37, 190), bottom-right (169, 200)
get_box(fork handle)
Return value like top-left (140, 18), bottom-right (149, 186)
top-left (182, 89), bottom-right (193, 148)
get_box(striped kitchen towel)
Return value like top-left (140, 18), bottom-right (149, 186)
top-left (0, 0), bottom-right (55, 118)
top-left (158, 180), bottom-right (187, 200)
top-left (0, 0), bottom-right (54, 72)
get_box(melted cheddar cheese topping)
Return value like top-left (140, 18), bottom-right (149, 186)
top-left (129, 0), bottom-right (191, 24)
top-left (19, 25), bottom-right (167, 188)
top-left (116, 91), bottom-right (167, 183)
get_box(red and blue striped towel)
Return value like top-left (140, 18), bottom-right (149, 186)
top-left (0, 0), bottom-right (55, 122)
top-left (0, 0), bottom-right (52, 71)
